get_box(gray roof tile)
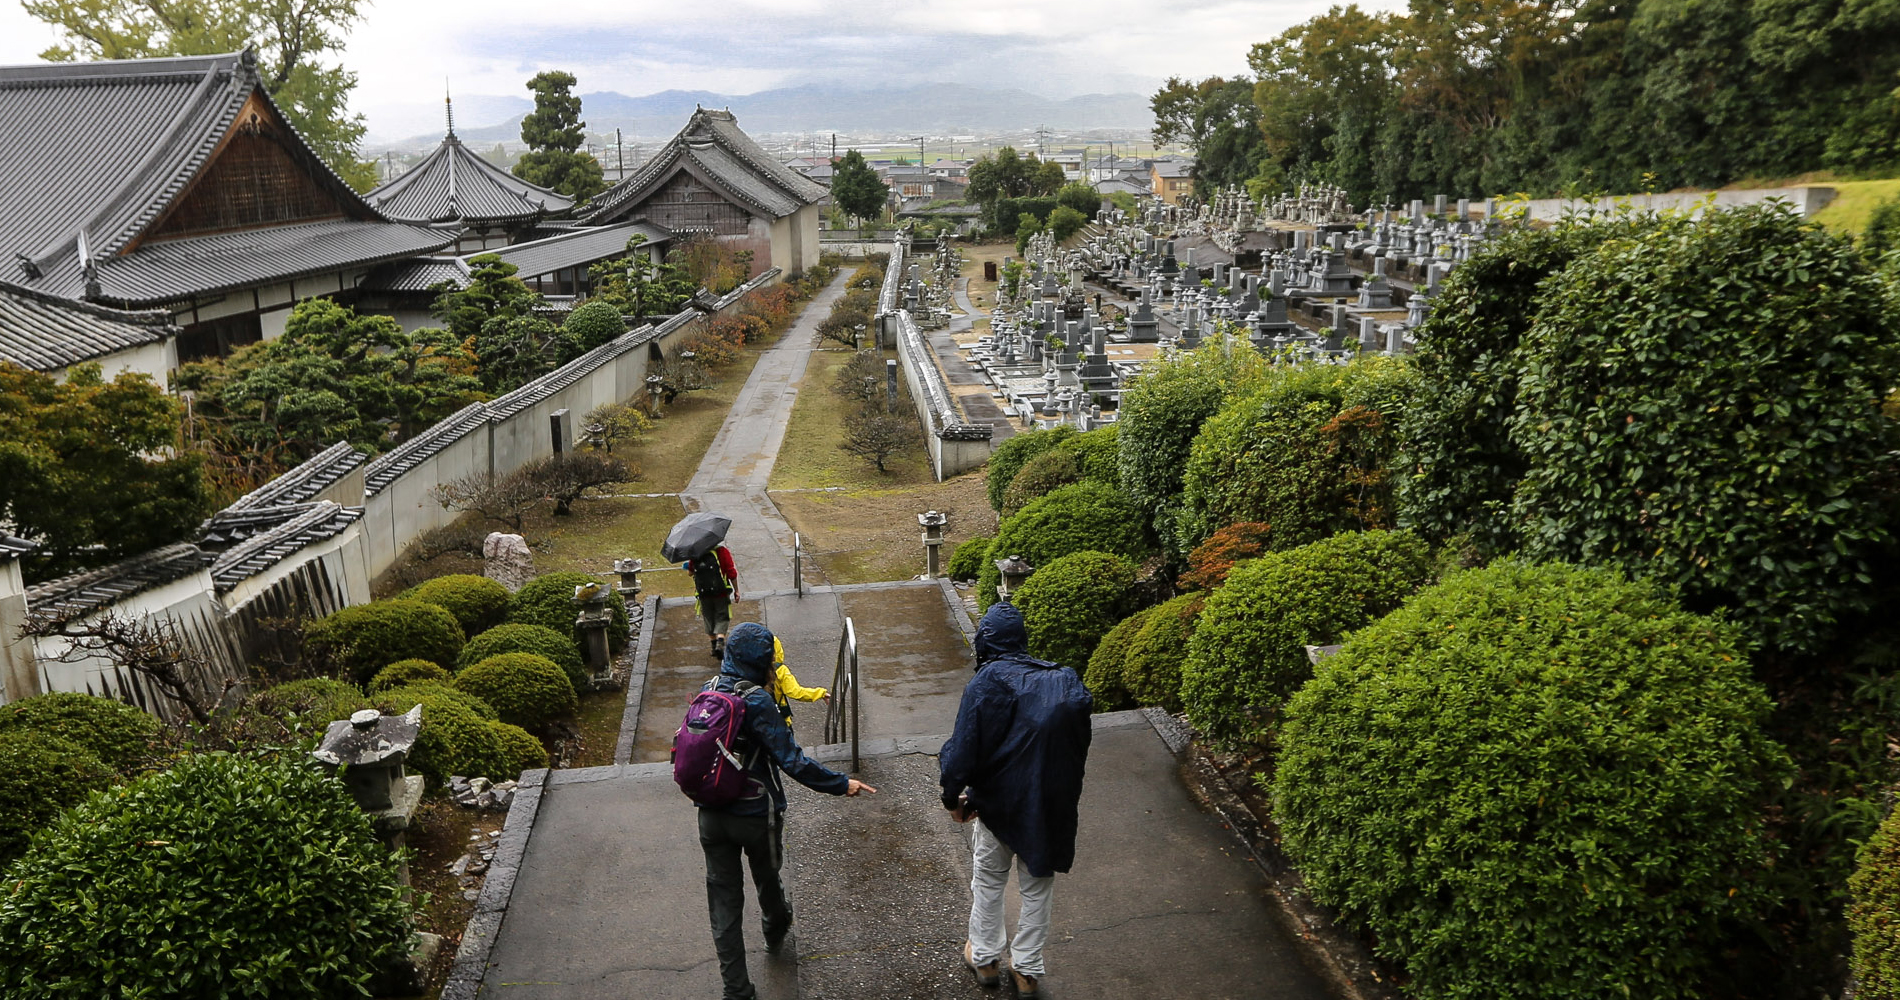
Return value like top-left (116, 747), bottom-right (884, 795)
top-left (208, 501), bottom-right (361, 591)
top-left (0, 277), bottom-right (173, 371)
top-left (222, 441), bottom-right (366, 511)
top-left (487, 221), bottom-right (670, 279)
top-left (366, 133), bottom-right (574, 225)
top-left (586, 109), bottom-right (825, 224)
top-left (25, 542), bottom-right (214, 623)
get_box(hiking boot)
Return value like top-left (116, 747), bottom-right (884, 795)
top-left (764, 921), bottom-right (792, 954)
top-left (963, 942), bottom-right (1000, 988)
top-left (710, 635), bottom-right (725, 659)
top-left (1008, 969), bottom-right (1039, 996)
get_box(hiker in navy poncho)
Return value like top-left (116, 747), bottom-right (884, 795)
top-left (695, 622), bottom-right (874, 1000)
top-left (940, 600), bottom-right (1092, 996)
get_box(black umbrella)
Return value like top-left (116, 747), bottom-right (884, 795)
top-left (663, 512), bottom-right (732, 562)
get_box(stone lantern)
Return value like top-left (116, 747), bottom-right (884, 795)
top-left (312, 706), bottom-right (422, 818)
top-left (994, 555), bottom-right (1034, 601)
top-left (613, 558), bottom-right (644, 600)
top-left (644, 373), bottom-right (667, 416)
top-left (918, 510), bottom-right (948, 579)
top-left (573, 580), bottom-right (614, 685)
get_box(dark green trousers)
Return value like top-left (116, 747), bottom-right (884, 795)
top-left (698, 807), bottom-right (791, 1000)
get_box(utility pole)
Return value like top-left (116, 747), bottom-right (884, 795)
top-left (831, 132), bottom-right (836, 162)
top-left (615, 127), bottom-right (624, 180)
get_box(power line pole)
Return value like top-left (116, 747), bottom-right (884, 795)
top-left (615, 127), bottom-right (624, 180)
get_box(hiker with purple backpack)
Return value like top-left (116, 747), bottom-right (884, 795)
top-left (674, 621), bottom-right (875, 1000)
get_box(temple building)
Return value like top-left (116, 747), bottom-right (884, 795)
top-left (0, 50), bottom-right (451, 360)
top-left (584, 109), bottom-right (824, 279)
top-left (363, 99), bottom-right (575, 252)
top-left (0, 279), bottom-right (178, 384)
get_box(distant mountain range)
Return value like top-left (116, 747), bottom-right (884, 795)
top-left (371, 83), bottom-right (1153, 150)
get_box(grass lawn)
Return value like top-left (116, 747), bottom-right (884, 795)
top-left (1811, 178), bottom-right (1900, 236)
top-left (767, 346), bottom-right (935, 491)
top-left (775, 472), bottom-right (992, 586)
top-left (629, 339), bottom-right (772, 492)
top-left (565, 689), bottom-right (626, 768)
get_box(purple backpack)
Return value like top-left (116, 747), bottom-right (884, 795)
top-left (673, 680), bottom-right (760, 805)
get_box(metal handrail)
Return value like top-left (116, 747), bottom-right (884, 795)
top-left (792, 532), bottom-right (803, 596)
top-left (822, 616), bottom-right (860, 770)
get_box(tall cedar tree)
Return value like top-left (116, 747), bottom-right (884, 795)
top-left (514, 70), bottom-right (606, 201)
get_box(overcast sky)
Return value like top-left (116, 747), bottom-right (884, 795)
top-left (0, 0), bottom-right (1403, 139)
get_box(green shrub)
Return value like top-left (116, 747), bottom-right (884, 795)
top-left (1057, 424), bottom-right (1120, 487)
top-left (305, 599), bottom-right (464, 685)
top-left (454, 654), bottom-right (578, 730)
top-left (404, 573), bottom-right (512, 636)
top-left (0, 692), bottom-right (157, 774)
top-left (1176, 355), bottom-right (1415, 559)
top-left (509, 572), bottom-right (629, 654)
top-left (1000, 448), bottom-right (1082, 516)
top-left (1116, 342), bottom-right (1270, 551)
top-left (1182, 529), bottom-right (1431, 746)
top-left (371, 683), bottom-right (506, 785)
top-left (1273, 560), bottom-right (1793, 1000)
top-left (376, 680), bottom-right (497, 721)
top-left (1122, 593), bottom-right (1204, 712)
top-left (1084, 607), bottom-right (1155, 713)
top-left (1012, 551), bottom-right (1138, 669)
top-left (985, 426), bottom-right (1075, 511)
top-left (561, 299), bottom-right (628, 357)
top-left (947, 535), bottom-right (992, 583)
top-left (458, 622), bottom-right (587, 692)
top-left (369, 659), bottom-right (451, 692)
top-left (0, 732), bottom-right (114, 864)
top-left (0, 754), bottom-right (412, 998)
top-left (977, 482), bottom-right (1153, 611)
top-left (247, 677), bottom-right (372, 727)
top-left (1853, 804), bottom-right (1900, 997)
top-left (1509, 205), bottom-right (1900, 656)
top-left (490, 721), bottom-right (551, 776)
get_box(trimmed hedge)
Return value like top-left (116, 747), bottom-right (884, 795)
top-left (947, 535), bottom-right (992, 583)
top-left (0, 754), bottom-right (412, 998)
top-left (0, 692), bottom-right (158, 774)
top-left (1274, 560), bottom-right (1793, 1000)
top-left (490, 721), bottom-right (551, 776)
top-left (1122, 593), bottom-right (1204, 712)
top-left (369, 659), bottom-right (451, 692)
top-left (1115, 341), bottom-right (1270, 552)
top-left (1012, 551), bottom-right (1138, 670)
top-left (1182, 529), bottom-right (1431, 746)
top-left (509, 572), bottom-right (629, 654)
top-left (372, 683), bottom-right (506, 785)
top-left (1000, 448), bottom-right (1082, 516)
top-left (1084, 607), bottom-right (1156, 713)
top-left (1854, 805), bottom-right (1900, 997)
top-left (986, 426), bottom-right (1075, 511)
top-left (0, 732), bottom-right (115, 865)
top-left (561, 299), bottom-right (627, 356)
top-left (457, 622), bottom-right (586, 692)
top-left (405, 574), bottom-right (513, 636)
top-left (377, 680), bottom-right (497, 721)
top-left (977, 481), bottom-right (1152, 612)
top-left (454, 654), bottom-right (578, 730)
top-left (305, 599), bottom-right (464, 685)
top-left (247, 678), bottom-right (372, 727)
top-left (1057, 424), bottom-right (1121, 487)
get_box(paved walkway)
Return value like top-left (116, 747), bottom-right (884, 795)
top-left (683, 273), bottom-right (850, 593)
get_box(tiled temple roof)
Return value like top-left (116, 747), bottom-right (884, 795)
top-left (366, 129), bottom-right (574, 226)
top-left (586, 108), bottom-right (827, 224)
top-left (0, 277), bottom-right (173, 371)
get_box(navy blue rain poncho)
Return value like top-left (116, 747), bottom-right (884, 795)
top-left (705, 622), bottom-right (848, 816)
top-left (939, 601), bottom-right (1093, 877)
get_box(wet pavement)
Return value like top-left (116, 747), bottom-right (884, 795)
top-left (628, 597), bottom-right (763, 763)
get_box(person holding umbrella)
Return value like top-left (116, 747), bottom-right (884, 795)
top-left (665, 512), bottom-right (741, 659)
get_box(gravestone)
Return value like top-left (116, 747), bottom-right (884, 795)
top-left (483, 533), bottom-right (533, 592)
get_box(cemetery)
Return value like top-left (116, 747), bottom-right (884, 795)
top-left (0, 8), bottom-right (1897, 1000)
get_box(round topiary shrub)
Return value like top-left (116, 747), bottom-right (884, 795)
top-left (509, 572), bottom-right (629, 654)
top-left (490, 721), bottom-right (550, 776)
top-left (371, 684), bottom-right (506, 785)
top-left (1116, 341), bottom-right (1270, 552)
top-left (247, 677), bottom-right (372, 726)
top-left (1084, 606), bottom-right (1156, 713)
top-left (1057, 423), bottom-right (1120, 487)
top-left (377, 680), bottom-right (497, 721)
top-left (977, 481), bottom-right (1152, 611)
top-left (1854, 805), bottom-right (1900, 998)
top-left (1273, 560), bottom-right (1793, 1000)
top-left (305, 599), bottom-right (464, 685)
top-left (1001, 448), bottom-right (1082, 517)
top-left (986, 425), bottom-right (1076, 511)
top-left (0, 731), bottom-right (115, 864)
top-left (0, 754), bottom-right (413, 998)
top-left (369, 659), bottom-right (451, 692)
top-left (947, 535), bottom-right (992, 583)
top-left (1182, 529), bottom-right (1430, 746)
top-left (405, 574), bottom-right (513, 637)
top-left (457, 622), bottom-right (587, 692)
top-left (1012, 551), bottom-right (1137, 669)
top-left (0, 691), bottom-right (158, 774)
top-left (1122, 592), bottom-right (1204, 712)
top-left (562, 299), bottom-right (628, 356)
top-left (454, 654), bottom-right (578, 731)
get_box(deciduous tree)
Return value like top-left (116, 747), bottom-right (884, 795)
top-left (830, 149), bottom-right (889, 222)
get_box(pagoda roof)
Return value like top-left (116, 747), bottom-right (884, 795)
top-left (366, 129), bottom-right (574, 226)
top-left (585, 108), bottom-right (826, 224)
top-left (0, 50), bottom-right (451, 307)
top-left (0, 277), bottom-right (174, 372)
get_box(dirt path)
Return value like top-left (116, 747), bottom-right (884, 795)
top-left (681, 273), bottom-right (850, 592)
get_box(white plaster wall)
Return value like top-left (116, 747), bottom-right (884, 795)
top-left (61, 338), bottom-right (178, 388)
top-left (0, 560), bottom-right (34, 703)
top-left (1514, 186), bottom-right (1836, 222)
